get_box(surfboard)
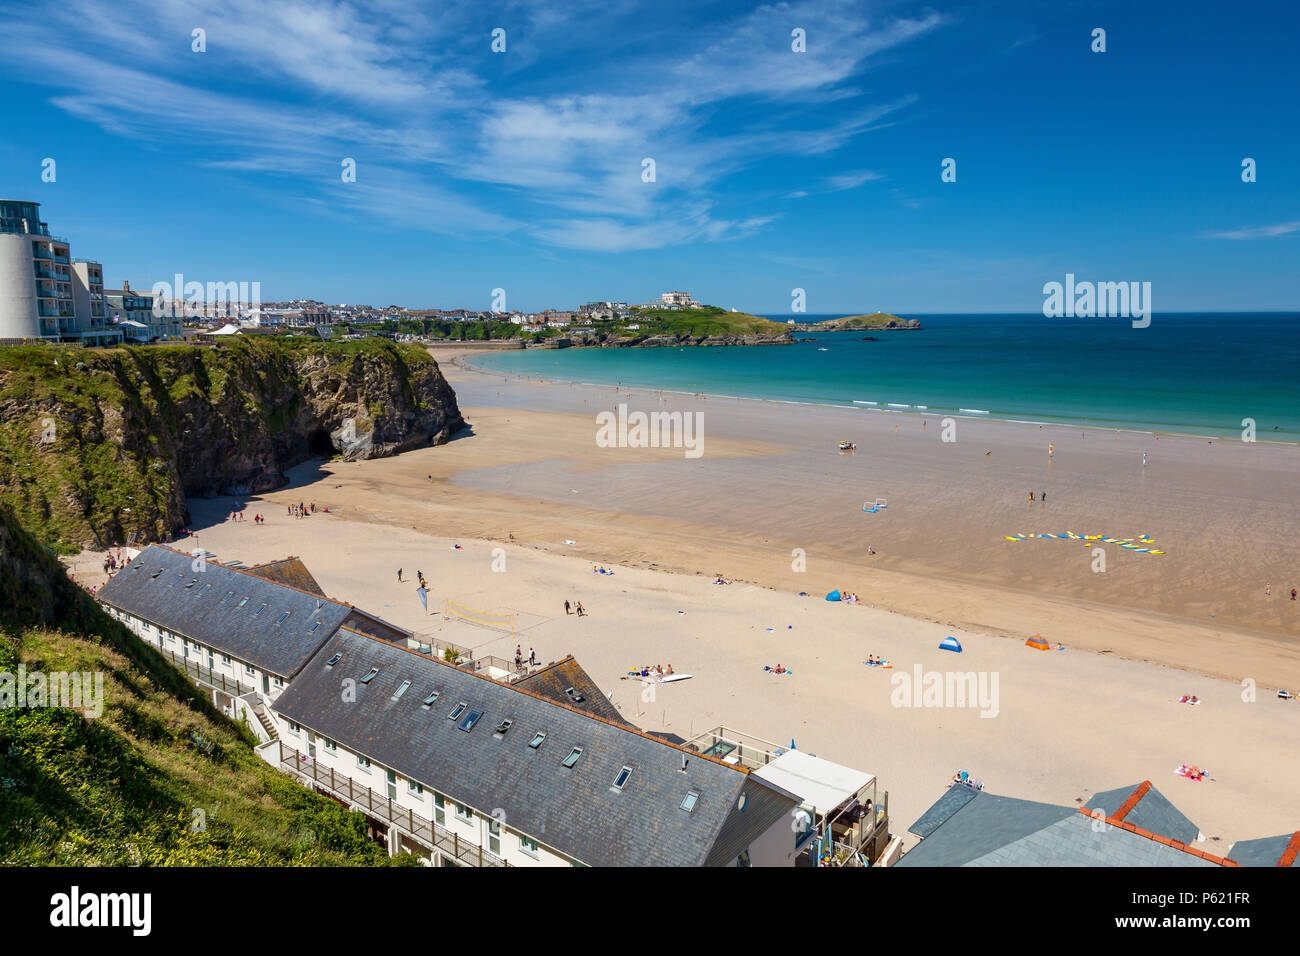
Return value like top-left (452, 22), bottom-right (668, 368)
top-left (660, 674), bottom-right (693, 683)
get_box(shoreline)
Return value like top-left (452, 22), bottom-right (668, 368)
top-left (451, 346), bottom-right (1300, 446)
top-left (426, 345), bottom-right (1300, 686)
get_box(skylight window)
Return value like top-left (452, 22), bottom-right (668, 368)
top-left (680, 791), bottom-right (700, 813)
top-left (495, 718), bottom-right (514, 736)
top-left (220, 591), bottom-right (233, 603)
top-left (392, 680), bottom-right (411, 701)
top-left (184, 579), bottom-right (197, 589)
top-left (151, 569), bottom-right (163, 578)
top-left (528, 731), bottom-right (547, 749)
top-left (308, 621), bottom-right (322, 633)
top-left (360, 667), bottom-right (379, 684)
top-left (199, 584), bottom-right (212, 597)
top-left (613, 766), bottom-right (633, 790)
top-left (238, 596), bottom-right (249, 608)
top-left (422, 691), bottom-right (440, 706)
top-left (457, 709), bottom-right (483, 732)
top-left (448, 702), bottom-right (467, 721)
top-left (170, 573), bottom-right (184, 586)
top-left (275, 611), bottom-right (291, 625)
top-left (254, 603), bottom-right (268, 616)
top-left (561, 747), bottom-right (584, 769)
top-left (325, 654), bottom-right (342, 667)
top-left (564, 686), bottom-right (585, 703)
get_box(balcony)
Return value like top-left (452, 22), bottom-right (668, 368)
top-left (53, 252), bottom-right (69, 263)
top-left (271, 741), bottom-right (509, 867)
top-left (33, 265), bottom-right (54, 279)
top-left (32, 247), bottom-right (51, 260)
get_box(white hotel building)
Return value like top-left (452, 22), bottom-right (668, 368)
top-left (98, 544), bottom-right (894, 867)
top-left (0, 199), bottom-right (123, 345)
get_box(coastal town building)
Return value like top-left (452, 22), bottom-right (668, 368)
top-left (897, 780), bottom-right (1292, 867)
top-left (105, 281), bottom-right (180, 341)
top-left (0, 199), bottom-right (124, 345)
top-left (659, 291), bottom-right (698, 308)
top-left (95, 543), bottom-right (892, 867)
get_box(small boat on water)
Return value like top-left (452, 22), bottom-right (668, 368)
top-left (838, 440), bottom-right (857, 451)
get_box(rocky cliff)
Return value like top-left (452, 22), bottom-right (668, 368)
top-left (0, 337), bottom-right (465, 551)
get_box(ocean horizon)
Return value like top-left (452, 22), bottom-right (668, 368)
top-left (469, 312), bottom-right (1300, 439)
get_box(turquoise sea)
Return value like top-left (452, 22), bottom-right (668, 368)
top-left (470, 313), bottom-right (1299, 439)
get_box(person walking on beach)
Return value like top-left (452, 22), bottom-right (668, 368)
top-left (1292, 588), bottom-right (1297, 601)
top-left (515, 646), bottom-right (523, 670)
top-left (1041, 491), bottom-right (1046, 503)
top-left (575, 601), bottom-right (586, 617)
top-left (529, 648), bottom-right (536, 667)
top-left (564, 599), bottom-right (572, 615)
top-left (1028, 491), bottom-right (1034, 503)
top-left (397, 568), bottom-right (403, 582)
top-left (1142, 452), bottom-right (1147, 467)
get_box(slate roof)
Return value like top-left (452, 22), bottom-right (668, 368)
top-left (513, 656), bottom-right (631, 726)
top-left (1228, 832), bottom-right (1300, 867)
top-left (1084, 782), bottom-right (1200, 844)
top-left (272, 628), bottom-right (797, 867)
top-left (244, 557), bottom-right (325, 596)
top-left (97, 545), bottom-right (352, 678)
top-left (898, 783), bottom-right (1231, 867)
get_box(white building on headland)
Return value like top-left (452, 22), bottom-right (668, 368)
top-left (660, 290), bottom-right (699, 308)
top-left (0, 199), bottom-right (123, 345)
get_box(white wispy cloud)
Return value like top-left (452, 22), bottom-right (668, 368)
top-left (1202, 221), bottom-right (1300, 240)
top-left (0, 0), bottom-right (946, 252)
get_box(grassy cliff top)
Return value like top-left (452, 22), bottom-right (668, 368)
top-left (630, 305), bottom-right (790, 337)
top-left (0, 504), bottom-right (416, 865)
top-left (811, 312), bottom-right (916, 329)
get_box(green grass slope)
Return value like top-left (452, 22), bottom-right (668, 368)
top-left (0, 505), bottom-right (415, 866)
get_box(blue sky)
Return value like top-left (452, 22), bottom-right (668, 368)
top-left (1, 0), bottom-right (1296, 313)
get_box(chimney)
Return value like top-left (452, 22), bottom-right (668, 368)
top-left (123, 280), bottom-right (131, 292)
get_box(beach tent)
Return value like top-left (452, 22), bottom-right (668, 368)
top-left (1025, 635), bottom-right (1050, 651)
top-left (939, 636), bottom-right (963, 653)
top-left (825, 590), bottom-right (842, 602)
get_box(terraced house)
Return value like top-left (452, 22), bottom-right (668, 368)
top-left (96, 544), bottom-right (855, 867)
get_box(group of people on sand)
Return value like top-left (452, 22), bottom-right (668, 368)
top-left (564, 599), bottom-right (587, 617)
top-left (101, 549), bottom-right (127, 576)
top-left (841, 591), bottom-right (862, 605)
top-left (632, 663), bottom-right (674, 678)
top-left (288, 501), bottom-right (322, 519)
top-left (713, 574), bottom-right (732, 585)
top-left (1178, 694), bottom-right (1200, 705)
top-left (591, 564), bottom-right (613, 575)
top-left (514, 645), bottom-right (537, 671)
top-left (1263, 584), bottom-right (1298, 601)
top-left (228, 509), bottom-right (266, 524)
top-left (1027, 490), bottom-right (1047, 503)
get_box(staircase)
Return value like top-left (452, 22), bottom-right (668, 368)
top-left (251, 698), bottom-right (279, 741)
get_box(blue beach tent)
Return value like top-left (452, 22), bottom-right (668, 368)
top-left (939, 636), bottom-right (963, 653)
top-left (825, 590), bottom-right (842, 602)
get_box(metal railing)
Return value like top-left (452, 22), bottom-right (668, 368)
top-left (155, 644), bottom-right (258, 698)
top-left (273, 741), bottom-right (508, 867)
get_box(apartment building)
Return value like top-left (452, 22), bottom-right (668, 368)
top-left (660, 290), bottom-right (698, 308)
top-left (94, 544), bottom-right (887, 867)
top-left (96, 546), bottom-right (357, 739)
top-left (270, 626), bottom-right (803, 866)
top-left (0, 199), bottom-right (123, 345)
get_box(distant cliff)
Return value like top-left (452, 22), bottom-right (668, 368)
top-left (0, 337), bottom-right (464, 551)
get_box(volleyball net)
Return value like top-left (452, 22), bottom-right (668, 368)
top-left (443, 599), bottom-right (515, 635)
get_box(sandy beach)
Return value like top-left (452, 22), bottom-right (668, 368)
top-left (76, 345), bottom-right (1300, 848)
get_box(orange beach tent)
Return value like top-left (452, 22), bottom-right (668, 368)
top-left (1025, 635), bottom-right (1050, 651)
